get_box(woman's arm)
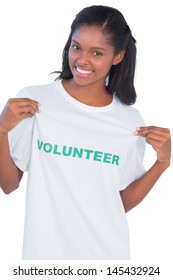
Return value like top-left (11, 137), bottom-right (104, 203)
top-left (0, 132), bottom-right (23, 194)
top-left (0, 98), bottom-right (39, 194)
top-left (120, 126), bottom-right (171, 212)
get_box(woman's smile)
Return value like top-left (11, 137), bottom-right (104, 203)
top-left (75, 66), bottom-right (94, 77)
top-left (68, 25), bottom-right (117, 87)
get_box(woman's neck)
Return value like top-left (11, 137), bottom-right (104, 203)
top-left (62, 79), bottom-right (113, 107)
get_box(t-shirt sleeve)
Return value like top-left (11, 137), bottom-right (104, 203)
top-left (118, 135), bottom-right (146, 191)
top-left (8, 88), bottom-right (35, 172)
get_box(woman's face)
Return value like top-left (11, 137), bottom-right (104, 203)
top-left (68, 25), bottom-right (119, 88)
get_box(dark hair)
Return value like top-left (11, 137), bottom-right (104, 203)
top-left (55, 5), bottom-right (137, 105)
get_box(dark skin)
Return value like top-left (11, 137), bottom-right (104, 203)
top-left (0, 25), bottom-right (171, 211)
top-left (120, 126), bottom-right (171, 212)
top-left (0, 100), bottom-right (171, 212)
top-left (0, 98), bottom-right (39, 193)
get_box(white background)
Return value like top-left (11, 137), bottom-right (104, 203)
top-left (0, 0), bottom-right (172, 278)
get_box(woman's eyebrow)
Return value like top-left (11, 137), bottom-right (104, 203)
top-left (72, 39), bottom-right (106, 51)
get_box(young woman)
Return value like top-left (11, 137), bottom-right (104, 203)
top-left (0, 5), bottom-right (171, 260)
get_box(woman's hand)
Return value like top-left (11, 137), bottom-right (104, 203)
top-left (0, 98), bottom-right (40, 134)
top-left (121, 126), bottom-right (171, 212)
top-left (135, 126), bottom-right (171, 165)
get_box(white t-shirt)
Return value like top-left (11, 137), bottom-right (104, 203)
top-left (8, 79), bottom-right (146, 260)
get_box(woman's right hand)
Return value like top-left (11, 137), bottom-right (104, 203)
top-left (0, 98), bottom-right (40, 134)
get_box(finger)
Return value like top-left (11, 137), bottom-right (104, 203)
top-left (145, 133), bottom-right (164, 142)
top-left (8, 98), bottom-right (40, 112)
top-left (135, 126), bottom-right (170, 137)
top-left (8, 101), bottom-right (40, 114)
top-left (20, 112), bottom-right (35, 119)
top-left (145, 138), bottom-right (171, 160)
top-left (145, 138), bottom-right (160, 148)
top-left (15, 105), bottom-right (39, 115)
top-left (137, 126), bottom-right (170, 133)
top-left (142, 133), bottom-right (171, 154)
top-left (9, 97), bottom-right (39, 105)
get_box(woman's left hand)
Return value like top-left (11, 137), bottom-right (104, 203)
top-left (135, 126), bottom-right (171, 165)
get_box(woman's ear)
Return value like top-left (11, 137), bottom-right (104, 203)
top-left (112, 49), bottom-right (126, 65)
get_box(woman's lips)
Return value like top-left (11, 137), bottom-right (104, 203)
top-left (75, 66), bottom-right (93, 75)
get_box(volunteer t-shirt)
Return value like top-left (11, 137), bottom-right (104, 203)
top-left (8, 79), bottom-right (146, 260)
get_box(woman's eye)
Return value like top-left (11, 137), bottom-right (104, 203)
top-left (72, 44), bottom-right (80, 50)
top-left (93, 51), bottom-right (103, 56)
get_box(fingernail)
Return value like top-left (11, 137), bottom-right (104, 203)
top-left (133, 130), bottom-right (139, 135)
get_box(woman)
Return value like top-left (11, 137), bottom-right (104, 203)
top-left (0, 5), bottom-right (171, 260)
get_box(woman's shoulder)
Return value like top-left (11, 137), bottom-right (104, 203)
top-left (114, 95), bottom-right (145, 126)
top-left (16, 82), bottom-right (55, 97)
top-left (15, 80), bottom-right (61, 105)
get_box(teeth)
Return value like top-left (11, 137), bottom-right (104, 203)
top-left (76, 67), bottom-right (92, 75)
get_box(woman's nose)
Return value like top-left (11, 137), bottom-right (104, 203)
top-left (77, 51), bottom-right (89, 65)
